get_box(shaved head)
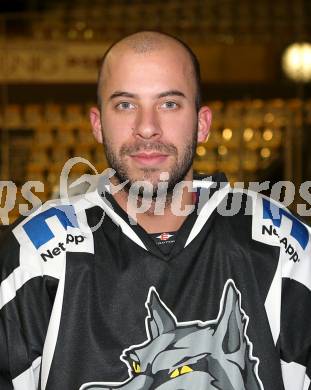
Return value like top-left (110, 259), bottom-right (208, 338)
top-left (117, 31), bottom-right (170, 53)
top-left (97, 31), bottom-right (202, 112)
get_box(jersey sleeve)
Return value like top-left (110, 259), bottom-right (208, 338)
top-left (275, 211), bottom-right (311, 390)
top-left (250, 193), bottom-right (311, 389)
top-left (279, 276), bottom-right (311, 390)
top-left (0, 226), bottom-right (58, 390)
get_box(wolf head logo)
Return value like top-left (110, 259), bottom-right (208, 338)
top-left (81, 280), bottom-right (263, 389)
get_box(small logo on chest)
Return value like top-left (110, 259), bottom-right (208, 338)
top-left (156, 232), bottom-right (174, 241)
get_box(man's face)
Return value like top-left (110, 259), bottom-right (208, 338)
top-left (95, 46), bottom-right (204, 196)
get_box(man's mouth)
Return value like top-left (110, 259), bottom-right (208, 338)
top-left (130, 152), bottom-right (169, 165)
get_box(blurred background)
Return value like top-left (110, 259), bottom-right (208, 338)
top-left (0, 0), bottom-right (311, 225)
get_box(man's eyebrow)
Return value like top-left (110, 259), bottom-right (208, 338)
top-left (156, 90), bottom-right (186, 99)
top-left (109, 91), bottom-right (138, 100)
top-left (108, 90), bottom-right (186, 101)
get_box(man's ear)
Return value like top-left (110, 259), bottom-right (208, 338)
top-left (197, 106), bottom-right (212, 143)
top-left (89, 107), bottom-right (103, 144)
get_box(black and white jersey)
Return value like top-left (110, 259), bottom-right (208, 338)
top-left (1, 174), bottom-right (311, 390)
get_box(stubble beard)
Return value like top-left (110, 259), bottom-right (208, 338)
top-left (102, 131), bottom-right (198, 202)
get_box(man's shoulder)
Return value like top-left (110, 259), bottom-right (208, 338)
top-left (1, 191), bottom-right (101, 256)
top-left (230, 188), bottom-right (311, 254)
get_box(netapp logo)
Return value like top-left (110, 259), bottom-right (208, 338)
top-left (23, 206), bottom-right (78, 249)
top-left (262, 199), bottom-right (309, 250)
top-left (40, 233), bottom-right (85, 261)
top-left (262, 224), bottom-right (300, 262)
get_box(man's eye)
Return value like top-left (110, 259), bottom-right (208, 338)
top-left (116, 102), bottom-right (135, 110)
top-left (161, 101), bottom-right (178, 109)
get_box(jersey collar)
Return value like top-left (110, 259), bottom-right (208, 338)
top-left (87, 173), bottom-right (230, 260)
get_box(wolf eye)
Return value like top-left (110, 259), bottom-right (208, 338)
top-left (170, 365), bottom-right (193, 378)
top-left (132, 361), bottom-right (141, 374)
top-left (180, 366), bottom-right (193, 374)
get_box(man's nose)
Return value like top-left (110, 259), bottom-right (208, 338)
top-left (133, 108), bottom-right (162, 140)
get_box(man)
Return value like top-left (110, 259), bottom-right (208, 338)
top-left (1, 31), bottom-right (311, 390)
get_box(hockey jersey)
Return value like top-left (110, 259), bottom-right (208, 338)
top-left (1, 174), bottom-right (311, 390)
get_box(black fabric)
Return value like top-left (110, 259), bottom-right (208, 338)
top-left (45, 198), bottom-right (285, 389)
top-left (0, 219), bottom-right (25, 281)
top-left (149, 232), bottom-right (176, 255)
top-left (0, 276), bottom-right (58, 377)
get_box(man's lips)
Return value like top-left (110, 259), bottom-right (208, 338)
top-left (130, 152), bottom-right (169, 165)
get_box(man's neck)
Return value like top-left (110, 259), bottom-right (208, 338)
top-left (111, 173), bottom-right (196, 233)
